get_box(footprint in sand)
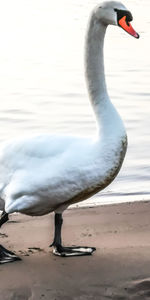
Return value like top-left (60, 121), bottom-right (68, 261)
top-left (1, 287), bottom-right (32, 300)
top-left (0, 233), bottom-right (8, 238)
top-left (28, 247), bottom-right (44, 253)
top-left (127, 278), bottom-right (150, 298)
top-left (18, 247), bottom-right (44, 257)
top-left (108, 279), bottom-right (150, 299)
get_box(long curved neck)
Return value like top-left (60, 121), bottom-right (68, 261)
top-left (85, 15), bottom-right (108, 108)
top-left (85, 14), bottom-right (126, 138)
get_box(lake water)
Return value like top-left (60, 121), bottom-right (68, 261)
top-left (0, 0), bottom-right (149, 207)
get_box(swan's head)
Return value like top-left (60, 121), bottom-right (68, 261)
top-left (94, 1), bottom-right (139, 38)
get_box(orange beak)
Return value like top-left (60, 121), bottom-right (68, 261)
top-left (119, 16), bottom-right (139, 39)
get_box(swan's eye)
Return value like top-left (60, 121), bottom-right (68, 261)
top-left (126, 12), bottom-right (133, 25)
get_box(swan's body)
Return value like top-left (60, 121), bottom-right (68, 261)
top-left (0, 127), bottom-right (126, 216)
top-left (0, 1), bottom-right (139, 262)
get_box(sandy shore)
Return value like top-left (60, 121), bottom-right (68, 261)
top-left (1, 201), bottom-right (150, 299)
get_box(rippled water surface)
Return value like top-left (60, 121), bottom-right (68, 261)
top-left (0, 0), bottom-right (149, 207)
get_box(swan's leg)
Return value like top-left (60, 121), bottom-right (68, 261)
top-left (50, 213), bottom-right (96, 257)
top-left (0, 211), bottom-right (9, 226)
top-left (0, 211), bottom-right (9, 229)
top-left (0, 211), bottom-right (21, 264)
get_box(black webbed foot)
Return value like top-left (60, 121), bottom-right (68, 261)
top-left (0, 244), bottom-right (21, 264)
top-left (51, 213), bottom-right (96, 257)
top-left (52, 244), bottom-right (96, 257)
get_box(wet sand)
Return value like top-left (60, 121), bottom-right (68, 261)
top-left (1, 201), bottom-right (150, 299)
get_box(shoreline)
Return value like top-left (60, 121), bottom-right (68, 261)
top-left (71, 198), bottom-right (150, 210)
top-left (1, 201), bottom-right (150, 299)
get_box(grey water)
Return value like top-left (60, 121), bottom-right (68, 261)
top-left (0, 0), bottom-right (149, 207)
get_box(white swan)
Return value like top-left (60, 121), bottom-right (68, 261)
top-left (0, 1), bottom-right (139, 263)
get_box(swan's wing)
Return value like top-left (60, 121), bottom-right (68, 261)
top-left (0, 134), bottom-right (90, 176)
top-left (0, 134), bottom-right (95, 214)
top-left (2, 165), bottom-right (83, 214)
top-left (0, 134), bottom-right (80, 160)
top-left (0, 134), bottom-right (75, 194)
top-left (2, 152), bottom-right (97, 215)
